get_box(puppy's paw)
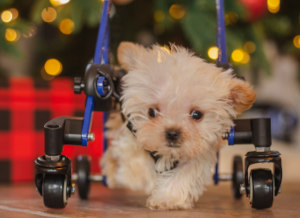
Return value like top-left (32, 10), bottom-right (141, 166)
top-left (100, 149), bottom-right (120, 188)
top-left (146, 196), bottom-right (193, 210)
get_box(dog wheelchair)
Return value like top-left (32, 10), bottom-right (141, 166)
top-left (34, 0), bottom-right (282, 210)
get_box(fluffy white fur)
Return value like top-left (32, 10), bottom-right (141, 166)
top-left (101, 42), bottom-right (256, 210)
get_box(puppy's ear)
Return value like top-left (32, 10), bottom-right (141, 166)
top-left (229, 78), bottom-right (256, 114)
top-left (117, 42), bottom-right (147, 71)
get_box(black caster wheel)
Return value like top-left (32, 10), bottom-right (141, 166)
top-left (43, 174), bottom-right (68, 208)
top-left (249, 168), bottom-right (273, 209)
top-left (76, 155), bottom-right (91, 200)
top-left (232, 155), bottom-right (243, 199)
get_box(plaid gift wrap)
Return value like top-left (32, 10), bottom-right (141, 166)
top-left (0, 77), bottom-right (104, 183)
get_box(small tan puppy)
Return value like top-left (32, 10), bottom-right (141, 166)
top-left (101, 42), bottom-right (256, 210)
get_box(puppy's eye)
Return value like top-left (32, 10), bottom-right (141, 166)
top-left (190, 110), bottom-right (203, 120)
top-left (148, 108), bottom-right (158, 118)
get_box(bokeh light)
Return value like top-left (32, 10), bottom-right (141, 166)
top-left (44, 58), bottom-right (63, 76)
top-left (231, 49), bottom-right (251, 64)
top-left (59, 18), bottom-right (74, 35)
top-left (293, 35), bottom-right (300, 49)
top-left (1, 10), bottom-right (13, 23)
top-left (231, 49), bottom-right (249, 64)
top-left (169, 4), bottom-right (186, 20)
top-left (41, 7), bottom-right (57, 23)
top-left (231, 49), bottom-right (244, 63)
top-left (244, 41), bottom-right (256, 54)
top-left (241, 52), bottom-right (250, 64)
top-left (5, 28), bottom-right (19, 42)
top-left (10, 8), bottom-right (19, 20)
top-left (207, 46), bottom-right (219, 60)
top-left (50, 0), bottom-right (70, 7)
top-left (267, 0), bottom-right (280, 14)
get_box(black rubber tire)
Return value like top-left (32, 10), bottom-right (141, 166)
top-left (76, 155), bottom-right (91, 200)
top-left (250, 168), bottom-right (273, 209)
top-left (43, 174), bottom-right (67, 208)
top-left (232, 155), bottom-right (244, 199)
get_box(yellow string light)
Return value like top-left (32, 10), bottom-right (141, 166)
top-left (293, 35), bottom-right (300, 49)
top-left (207, 46), bottom-right (219, 60)
top-left (231, 49), bottom-right (244, 63)
top-left (41, 7), bottom-right (57, 23)
top-left (44, 59), bottom-right (63, 76)
top-left (169, 4), bottom-right (186, 20)
top-left (243, 41), bottom-right (256, 54)
top-left (267, 0), bottom-right (280, 14)
top-left (50, 0), bottom-right (70, 7)
top-left (231, 49), bottom-right (251, 64)
top-left (1, 10), bottom-right (13, 23)
top-left (241, 52), bottom-right (250, 64)
top-left (5, 28), bottom-right (19, 42)
top-left (59, 18), bottom-right (74, 35)
top-left (10, 8), bottom-right (19, 20)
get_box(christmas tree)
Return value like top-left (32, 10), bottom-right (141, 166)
top-left (0, 0), bottom-right (299, 80)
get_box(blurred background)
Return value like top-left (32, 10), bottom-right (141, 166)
top-left (0, 0), bottom-right (299, 183)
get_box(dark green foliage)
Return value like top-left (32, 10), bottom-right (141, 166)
top-left (0, 0), bottom-right (298, 79)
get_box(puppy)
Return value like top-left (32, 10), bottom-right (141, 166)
top-left (101, 42), bottom-right (256, 210)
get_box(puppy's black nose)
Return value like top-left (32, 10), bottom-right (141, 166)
top-left (165, 129), bottom-right (181, 142)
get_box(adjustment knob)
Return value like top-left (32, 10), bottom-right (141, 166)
top-left (73, 77), bottom-right (84, 94)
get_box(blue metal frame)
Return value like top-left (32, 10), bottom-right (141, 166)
top-left (102, 17), bottom-right (110, 153)
top-left (81, 0), bottom-right (111, 146)
top-left (228, 127), bottom-right (235, 145)
top-left (81, 96), bottom-right (95, 146)
top-left (93, 0), bottom-right (110, 64)
top-left (214, 0), bottom-right (227, 184)
top-left (216, 0), bottom-right (227, 65)
top-left (102, 25), bottom-right (110, 64)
